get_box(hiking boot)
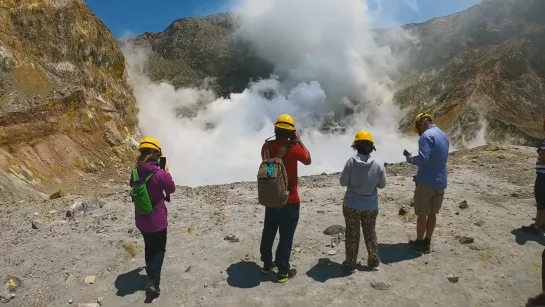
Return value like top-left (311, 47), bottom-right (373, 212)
top-left (522, 224), bottom-right (543, 235)
top-left (146, 279), bottom-right (153, 291)
top-left (422, 238), bottom-right (431, 254)
top-left (277, 268), bottom-right (297, 283)
top-left (409, 239), bottom-right (426, 254)
top-left (146, 281), bottom-right (160, 296)
top-left (262, 262), bottom-right (276, 273)
top-left (342, 261), bottom-right (357, 274)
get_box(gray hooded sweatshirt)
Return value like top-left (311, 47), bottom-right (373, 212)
top-left (340, 154), bottom-right (387, 211)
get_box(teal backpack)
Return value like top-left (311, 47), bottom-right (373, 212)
top-left (130, 168), bottom-right (155, 215)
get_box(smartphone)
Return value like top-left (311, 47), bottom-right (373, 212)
top-left (403, 149), bottom-right (410, 156)
top-left (159, 156), bottom-right (166, 170)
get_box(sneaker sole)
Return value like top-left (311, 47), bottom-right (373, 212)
top-left (277, 276), bottom-right (294, 283)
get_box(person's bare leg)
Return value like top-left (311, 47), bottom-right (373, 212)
top-left (416, 216), bottom-right (427, 240)
top-left (536, 210), bottom-right (545, 227)
top-left (426, 214), bottom-right (437, 239)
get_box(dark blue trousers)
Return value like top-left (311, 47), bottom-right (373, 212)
top-left (141, 228), bottom-right (167, 286)
top-left (259, 204), bottom-right (300, 274)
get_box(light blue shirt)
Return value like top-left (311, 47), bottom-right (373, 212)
top-left (340, 154), bottom-right (387, 211)
top-left (408, 125), bottom-right (450, 190)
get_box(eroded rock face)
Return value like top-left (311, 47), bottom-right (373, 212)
top-left (0, 0), bottom-right (139, 199)
top-left (393, 0), bottom-right (545, 146)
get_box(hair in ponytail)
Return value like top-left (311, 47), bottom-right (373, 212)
top-left (135, 148), bottom-right (160, 168)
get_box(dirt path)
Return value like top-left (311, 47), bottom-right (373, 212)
top-left (0, 145), bottom-right (543, 307)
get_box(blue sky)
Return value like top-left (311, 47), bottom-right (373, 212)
top-left (85, 0), bottom-right (479, 38)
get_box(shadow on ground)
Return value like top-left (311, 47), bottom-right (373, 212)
top-left (378, 243), bottom-right (420, 264)
top-left (306, 258), bottom-right (348, 283)
top-left (114, 267), bottom-right (148, 297)
top-left (511, 228), bottom-right (545, 246)
top-left (226, 261), bottom-right (275, 288)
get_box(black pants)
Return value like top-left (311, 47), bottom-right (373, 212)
top-left (536, 173), bottom-right (545, 210)
top-left (260, 204), bottom-right (300, 274)
top-left (141, 228), bottom-right (167, 286)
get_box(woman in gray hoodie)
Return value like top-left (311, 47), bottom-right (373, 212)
top-left (339, 130), bottom-right (386, 273)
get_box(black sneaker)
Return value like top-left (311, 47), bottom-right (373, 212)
top-left (409, 239), bottom-right (425, 254)
top-left (262, 262), bottom-right (276, 273)
top-left (277, 268), bottom-right (297, 283)
top-left (151, 283), bottom-right (160, 295)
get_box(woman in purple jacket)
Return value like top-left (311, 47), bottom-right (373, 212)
top-left (130, 137), bottom-right (176, 297)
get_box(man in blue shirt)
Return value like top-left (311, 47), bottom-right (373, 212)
top-left (404, 113), bottom-right (449, 254)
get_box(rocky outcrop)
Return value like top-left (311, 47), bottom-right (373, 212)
top-left (0, 0), bottom-right (139, 201)
top-left (131, 13), bottom-right (272, 97)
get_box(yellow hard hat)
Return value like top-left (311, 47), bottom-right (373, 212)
top-left (274, 114), bottom-right (296, 131)
top-left (413, 113), bottom-right (433, 133)
top-left (138, 136), bottom-right (161, 153)
top-left (354, 130), bottom-right (373, 143)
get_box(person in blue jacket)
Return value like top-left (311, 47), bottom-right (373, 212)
top-left (404, 113), bottom-right (449, 254)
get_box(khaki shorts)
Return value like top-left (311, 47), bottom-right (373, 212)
top-left (413, 184), bottom-right (445, 216)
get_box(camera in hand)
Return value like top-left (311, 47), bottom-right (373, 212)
top-left (159, 156), bottom-right (166, 170)
top-left (403, 149), bottom-right (410, 156)
top-left (159, 157), bottom-right (170, 202)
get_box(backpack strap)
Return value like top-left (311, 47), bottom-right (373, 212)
top-left (132, 168), bottom-right (139, 182)
top-left (132, 169), bottom-right (154, 183)
top-left (144, 173), bottom-right (154, 182)
top-left (276, 144), bottom-right (288, 159)
top-left (264, 143), bottom-right (270, 159)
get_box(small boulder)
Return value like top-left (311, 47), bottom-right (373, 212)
top-left (474, 220), bottom-right (485, 227)
top-left (458, 200), bottom-right (469, 209)
top-left (327, 250), bottom-right (337, 256)
top-left (84, 275), bottom-right (96, 285)
top-left (459, 236), bottom-right (474, 244)
top-left (323, 225), bottom-right (345, 236)
top-left (224, 234), bottom-right (240, 243)
top-left (31, 220), bottom-right (40, 229)
top-left (469, 244), bottom-right (487, 251)
top-left (486, 144), bottom-right (500, 152)
top-left (447, 274), bottom-right (459, 283)
top-left (398, 207), bottom-right (410, 216)
top-left (50, 190), bottom-right (65, 200)
top-left (370, 281), bottom-right (392, 290)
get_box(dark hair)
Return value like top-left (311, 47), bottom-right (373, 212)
top-left (135, 148), bottom-right (160, 167)
top-left (352, 140), bottom-right (375, 155)
top-left (275, 127), bottom-right (295, 139)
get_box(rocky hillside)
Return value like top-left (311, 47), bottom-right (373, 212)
top-left (131, 13), bottom-right (272, 97)
top-left (394, 0), bottom-right (545, 145)
top-left (0, 0), bottom-right (139, 202)
top-left (0, 144), bottom-right (542, 306)
top-left (132, 0), bottom-right (545, 146)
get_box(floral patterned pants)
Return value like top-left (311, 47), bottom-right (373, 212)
top-left (343, 206), bottom-right (380, 267)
